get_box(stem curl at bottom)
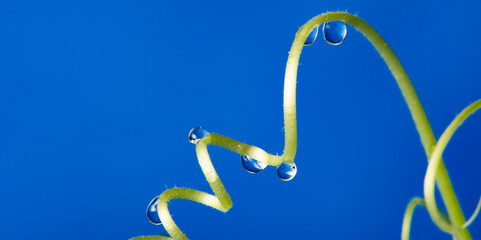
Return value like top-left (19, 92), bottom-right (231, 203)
top-left (423, 100), bottom-right (481, 237)
top-left (131, 11), bottom-right (479, 240)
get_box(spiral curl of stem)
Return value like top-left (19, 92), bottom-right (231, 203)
top-left (422, 100), bottom-right (481, 236)
top-left (131, 11), bottom-right (479, 240)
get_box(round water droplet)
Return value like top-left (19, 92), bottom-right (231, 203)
top-left (304, 26), bottom-right (319, 46)
top-left (241, 155), bottom-right (267, 173)
top-left (277, 162), bottom-right (297, 181)
top-left (322, 21), bottom-right (347, 45)
top-left (188, 126), bottom-right (209, 144)
top-left (147, 196), bottom-right (162, 225)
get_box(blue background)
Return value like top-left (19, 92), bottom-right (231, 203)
top-left (1, 0), bottom-right (480, 239)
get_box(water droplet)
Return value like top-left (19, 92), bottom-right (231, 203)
top-left (188, 126), bottom-right (209, 144)
top-left (277, 162), bottom-right (297, 181)
top-left (322, 21), bottom-right (347, 45)
top-left (147, 196), bottom-right (162, 225)
top-left (241, 155), bottom-right (267, 173)
top-left (304, 26), bottom-right (319, 46)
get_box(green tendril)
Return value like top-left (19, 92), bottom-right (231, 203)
top-left (133, 11), bottom-right (478, 240)
top-left (462, 196), bottom-right (481, 229)
top-left (402, 198), bottom-right (426, 240)
top-left (401, 197), bottom-right (450, 240)
top-left (424, 99), bottom-right (481, 237)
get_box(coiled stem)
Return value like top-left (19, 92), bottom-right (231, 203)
top-left (423, 99), bottom-right (481, 236)
top-left (401, 197), bottom-right (451, 240)
top-left (131, 11), bottom-right (478, 240)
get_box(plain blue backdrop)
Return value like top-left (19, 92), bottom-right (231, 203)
top-left (1, 0), bottom-right (480, 239)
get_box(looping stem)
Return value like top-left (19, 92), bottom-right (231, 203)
top-left (424, 99), bottom-right (481, 237)
top-left (134, 11), bottom-right (477, 240)
top-left (462, 196), bottom-right (481, 229)
top-left (402, 197), bottom-right (427, 240)
top-left (401, 197), bottom-right (450, 240)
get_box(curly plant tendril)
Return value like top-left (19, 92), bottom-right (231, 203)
top-left (131, 11), bottom-right (479, 240)
top-left (423, 99), bottom-right (481, 235)
top-left (463, 196), bottom-right (481, 229)
top-left (402, 99), bottom-right (481, 239)
top-left (402, 197), bottom-right (427, 240)
top-left (401, 197), bottom-right (451, 240)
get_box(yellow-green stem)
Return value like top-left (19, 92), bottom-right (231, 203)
top-left (402, 197), bottom-right (451, 240)
top-left (136, 11), bottom-right (475, 240)
top-left (402, 198), bottom-right (427, 240)
top-left (424, 99), bottom-right (481, 237)
top-left (283, 12), bottom-right (471, 239)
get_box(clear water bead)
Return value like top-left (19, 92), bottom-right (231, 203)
top-left (241, 155), bottom-right (267, 173)
top-left (277, 162), bottom-right (297, 181)
top-left (322, 21), bottom-right (347, 45)
top-left (188, 126), bottom-right (209, 144)
top-left (147, 196), bottom-right (162, 225)
top-left (304, 26), bottom-right (319, 46)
